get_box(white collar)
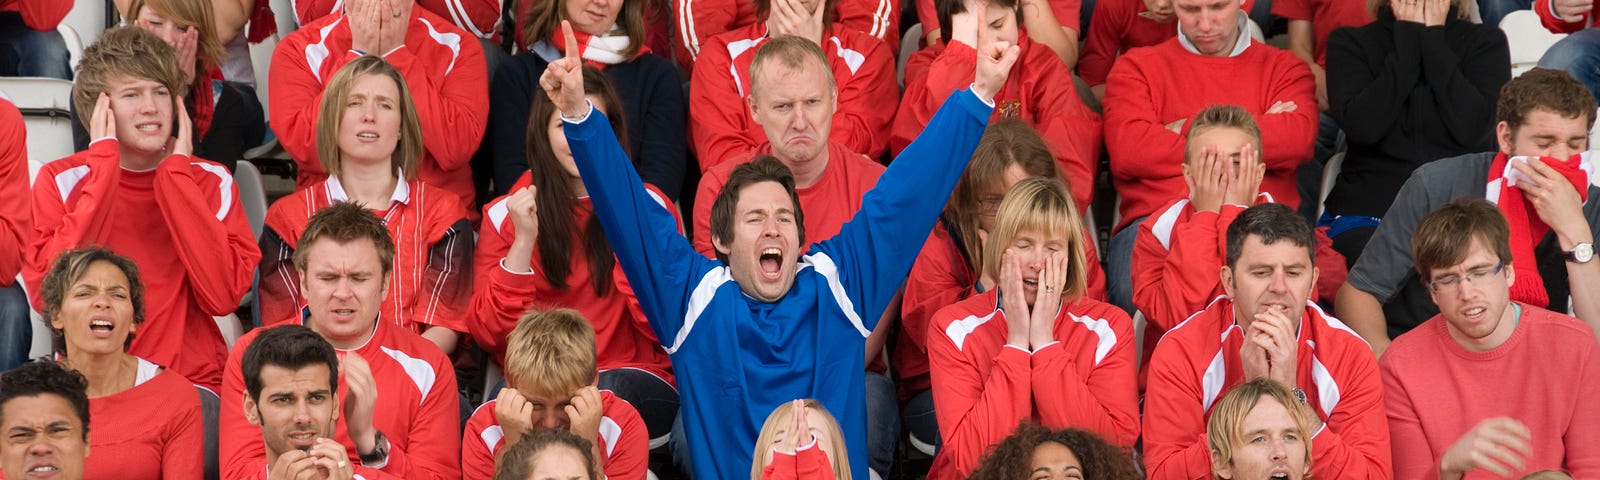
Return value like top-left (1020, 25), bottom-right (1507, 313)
top-left (1177, 10), bottom-right (1252, 57)
top-left (325, 170), bottom-right (411, 207)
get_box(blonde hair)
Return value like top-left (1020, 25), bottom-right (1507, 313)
top-left (505, 308), bottom-right (598, 398)
top-left (71, 26), bottom-right (186, 133)
top-left (127, 0), bottom-right (225, 66)
top-left (750, 400), bottom-right (852, 480)
top-left (947, 119), bottom-right (1064, 280)
top-left (1206, 378), bottom-right (1315, 476)
top-left (315, 55), bottom-right (423, 181)
top-left (1185, 104), bottom-right (1263, 162)
top-left (981, 177), bottom-right (1090, 301)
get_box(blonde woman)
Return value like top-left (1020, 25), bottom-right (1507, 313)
top-left (753, 400), bottom-right (852, 480)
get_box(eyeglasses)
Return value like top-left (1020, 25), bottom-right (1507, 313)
top-left (978, 195), bottom-right (1005, 213)
top-left (1425, 262), bottom-right (1505, 293)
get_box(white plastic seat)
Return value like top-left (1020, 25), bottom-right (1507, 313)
top-left (1501, 10), bottom-right (1568, 77)
top-left (63, 0), bottom-right (110, 47)
top-left (0, 77), bottom-right (77, 164)
top-left (898, 23), bottom-right (923, 89)
top-left (1318, 152), bottom-right (1345, 219)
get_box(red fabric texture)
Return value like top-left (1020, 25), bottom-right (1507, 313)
top-left (925, 290), bottom-right (1139, 479)
top-left (914, 0), bottom-right (1081, 40)
top-left (1383, 304), bottom-right (1600, 478)
top-left (761, 444), bottom-right (838, 480)
top-left (548, 28), bottom-right (653, 68)
top-left (0, 100), bottom-right (30, 286)
top-left (27, 141), bottom-right (260, 390)
top-left (220, 320), bottom-right (462, 480)
top-left (1270, 0), bottom-right (1372, 66)
top-left (1076, 0), bottom-right (1179, 86)
top-left (1142, 297), bottom-right (1391, 480)
top-left (1103, 38), bottom-right (1316, 230)
top-left (471, 173), bottom-right (677, 384)
top-left (0, 0), bottom-right (70, 30)
top-left (259, 178), bottom-right (472, 333)
top-left (82, 367), bottom-right (204, 479)
top-left (270, 8), bottom-right (488, 222)
top-left (689, 23), bottom-right (897, 171)
top-left (1534, 0), bottom-right (1595, 33)
top-left (293, 0), bottom-right (504, 41)
top-left (462, 392), bottom-right (651, 480)
top-left (1488, 152), bottom-right (1590, 308)
top-left (670, 0), bottom-right (900, 71)
top-left (894, 38), bottom-right (1101, 211)
top-left (692, 141), bottom-right (884, 257)
top-left (896, 222), bottom-right (1107, 400)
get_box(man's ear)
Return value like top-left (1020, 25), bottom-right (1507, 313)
top-left (713, 234), bottom-right (733, 258)
top-left (1220, 265), bottom-right (1236, 298)
top-left (1211, 448), bottom-right (1234, 480)
top-left (1496, 121), bottom-right (1513, 155)
top-left (243, 393), bottom-right (261, 426)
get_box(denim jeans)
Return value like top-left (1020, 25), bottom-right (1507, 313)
top-left (1539, 28), bottom-right (1600, 102)
top-left (864, 371), bottom-right (899, 477)
top-left (598, 368), bottom-right (680, 442)
top-left (0, 12), bottom-right (71, 80)
top-left (1105, 216), bottom-right (1148, 317)
top-left (0, 283), bottom-right (32, 371)
top-left (902, 388), bottom-right (941, 455)
top-left (1476, 0), bottom-right (1534, 28)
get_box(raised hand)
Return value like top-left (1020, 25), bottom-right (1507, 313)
top-left (170, 98), bottom-right (193, 158)
top-left (1028, 250), bottom-right (1067, 349)
top-left (1391, 0), bottom-right (1424, 24)
top-left (266, 449), bottom-right (318, 480)
top-left (309, 438), bottom-right (355, 480)
top-left (1223, 142), bottom-right (1263, 207)
top-left (768, 0), bottom-right (825, 45)
top-left (539, 21), bottom-right (588, 118)
top-left (1553, 0), bottom-right (1593, 22)
top-left (493, 388), bottom-right (535, 450)
top-left (1512, 156), bottom-right (1592, 246)
top-left (340, 354), bottom-right (381, 457)
top-left (1440, 418), bottom-right (1533, 478)
top-left (175, 28), bottom-right (198, 84)
top-left (377, 0), bottom-right (413, 54)
top-left (1249, 307), bottom-right (1299, 388)
top-left (507, 186), bottom-right (540, 241)
top-left (1000, 249), bottom-right (1032, 349)
top-left (1186, 145), bottom-right (1227, 213)
top-left (1422, 0), bottom-right (1448, 26)
top-left (89, 93), bottom-right (115, 141)
top-left (775, 400), bottom-right (814, 455)
top-left (971, 2), bottom-right (1020, 103)
top-left (347, 0), bottom-right (382, 53)
top-left (565, 386), bottom-right (606, 474)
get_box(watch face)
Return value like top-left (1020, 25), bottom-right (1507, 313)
top-left (1578, 245), bottom-right (1595, 262)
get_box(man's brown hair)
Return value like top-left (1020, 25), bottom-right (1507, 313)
top-left (1496, 68), bottom-right (1597, 135)
top-left (1411, 198), bottom-right (1512, 280)
top-left (71, 26), bottom-right (186, 132)
top-left (947, 119), bottom-right (1063, 279)
top-left (292, 202), bottom-right (396, 275)
top-left (709, 156), bottom-right (807, 264)
top-left (316, 55), bottom-right (424, 181)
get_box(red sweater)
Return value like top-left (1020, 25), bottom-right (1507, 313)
top-left (0, 0), bottom-right (69, 30)
top-left (894, 38), bottom-right (1101, 212)
top-left (291, 0), bottom-right (503, 41)
top-left (269, 9), bottom-right (488, 220)
top-left (693, 142), bottom-right (884, 257)
top-left (688, 23), bottom-right (897, 170)
top-left (671, 0), bottom-right (900, 71)
top-left (1102, 38), bottom-right (1315, 230)
top-left (461, 392), bottom-right (651, 480)
top-left (761, 444), bottom-right (837, 480)
top-left (83, 360), bottom-right (204, 480)
top-left (926, 291), bottom-right (1139, 479)
top-left (1270, 0), bottom-right (1371, 66)
top-left (1535, 0), bottom-right (1595, 33)
top-left (0, 99), bottom-right (29, 286)
top-left (896, 222), bottom-right (1106, 400)
top-left (1143, 297), bottom-right (1390, 480)
top-left (1383, 304), bottom-right (1600, 479)
top-left (219, 320), bottom-right (461, 480)
top-left (472, 173), bottom-right (676, 384)
top-left (259, 177), bottom-right (473, 333)
top-left (27, 141), bottom-right (259, 390)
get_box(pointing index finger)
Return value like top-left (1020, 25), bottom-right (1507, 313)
top-left (975, 1), bottom-right (991, 51)
top-left (562, 20), bottom-right (579, 62)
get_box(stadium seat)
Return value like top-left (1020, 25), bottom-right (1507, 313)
top-left (899, 23), bottom-right (923, 89)
top-left (63, 0), bottom-right (112, 47)
top-left (1318, 152), bottom-right (1344, 219)
top-left (235, 161), bottom-right (269, 239)
top-left (216, 314), bottom-right (244, 349)
top-left (0, 77), bottom-right (77, 164)
top-left (57, 24), bottom-right (85, 72)
top-left (1501, 10), bottom-right (1567, 78)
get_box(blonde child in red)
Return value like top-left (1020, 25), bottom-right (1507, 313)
top-left (926, 177), bottom-right (1138, 479)
top-left (462, 308), bottom-right (649, 480)
top-left (753, 399), bottom-right (852, 480)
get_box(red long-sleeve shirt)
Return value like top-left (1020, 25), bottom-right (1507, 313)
top-left (926, 290), bottom-right (1139, 479)
top-left (895, 222), bottom-right (1106, 400)
top-left (461, 392), bottom-right (650, 480)
top-left (472, 173), bottom-right (676, 384)
top-left (1270, 0), bottom-right (1370, 66)
top-left (1103, 37), bottom-right (1315, 230)
top-left (893, 38), bottom-right (1101, 211)
top-left (269, 9), bottom-right (488, 219)
top-left (1132, 199), bottom-right (1254, 332)
top-left (291, 0), bottom-right (504, 41)
top-left (0, 0), bottom-right (69, 31)
top-left (672, 0), bottom-right (899, 71)
top-left (692, 142), bottom-right (883, 257)
top-left (689, 24), bottom-right (897, 171)
top-left (1534, 0), bottom-right (1595, 33)
top-left (1143, 297), bottom-right (1391, 480)
top-left (1077, 0), bottom-right (1176, 86)
top-left (1384, 305), bottom-right (1600, 479)
top-left (27, 140), bottom-right (259, 390)
top-left (258, 177), bottom-right (473, 332)
top-left (0, 99), bottom-right (29, 286)
top-left (761, 443), bottom-right (838, 480)
top-left (220, 319), bottom-right (461, 480)
top-left (81, 361), bottom-right (204, 480)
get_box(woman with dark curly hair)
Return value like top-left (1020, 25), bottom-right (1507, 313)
top-left (967, 423), bottom-right (1139, 480)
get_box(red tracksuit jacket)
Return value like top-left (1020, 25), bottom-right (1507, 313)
top-left (1143, 297), bottom-right (1391, 480)
top-left (290, 0), bottom-right (503, 41)
top-left (926, 290), bottom-right (1139, 479)
top-left (269, 8), bottom-right (488, 219)
top-left (461, 392), bottom-right (650, 480)
top-left (1534, 0), bottom-right (1595, 33)
top-left (0, 99), bottom-right (30, 288)
top-left (672, 0), bottom-right (899, 71)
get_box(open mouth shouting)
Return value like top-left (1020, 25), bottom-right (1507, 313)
top-left (759, 247), bottom-right (784, 280)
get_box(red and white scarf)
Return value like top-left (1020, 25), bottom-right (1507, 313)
top-left (1486, 151), bottom-right (1593, 307)
top-left (549, 26), bottom-right (649, 68)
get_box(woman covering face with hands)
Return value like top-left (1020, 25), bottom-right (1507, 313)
top-left (752, 399), bottom-right (852, 480)
top-left (924, 177), bottom-right (1139, 480)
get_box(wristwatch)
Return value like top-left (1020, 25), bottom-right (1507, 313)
top-left (1291, 388), bottom-right (1309, 406)
top-left (1565, 242), bottom-right (1595, 263)
top-left (358, 430), bottom-right (390, 466)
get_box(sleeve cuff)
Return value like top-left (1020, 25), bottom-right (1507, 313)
top-left (561, 99), bottom-right (597, 124)
top-left (498, 258), bottom-right (536, 276)
top-left (967, 85), bottom-right (996, 108)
